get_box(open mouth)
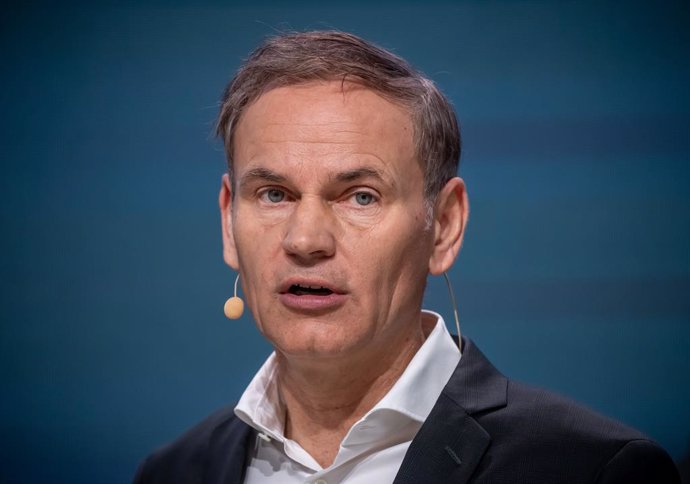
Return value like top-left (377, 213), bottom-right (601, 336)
top-left (279, 280), bottom-right (345, 311)
top-left (288, 284), bottom-right (334, 296)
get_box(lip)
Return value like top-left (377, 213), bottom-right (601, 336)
top-left (278, 277), bottom-right (348, 313)
top-left (278, 277), bottom-right (346, 295)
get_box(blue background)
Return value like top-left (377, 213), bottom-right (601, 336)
top-left (2, 1), bottom-right (689, 483)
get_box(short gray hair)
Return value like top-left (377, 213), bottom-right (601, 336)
top-left (216, 31), bottom-right (460, 201)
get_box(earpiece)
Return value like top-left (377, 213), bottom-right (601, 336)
top-left (443, 272), bottom-right (462, 344)
top-left (224, 273), bottom-right (244, 319)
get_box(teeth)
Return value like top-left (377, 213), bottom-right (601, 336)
top-left (289, 284), bottom-right (333, 295)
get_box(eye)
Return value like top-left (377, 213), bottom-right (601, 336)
top-left (261, 188), bottom-right (286, 203)
top-left (353, 191), bottom-right (376, 206)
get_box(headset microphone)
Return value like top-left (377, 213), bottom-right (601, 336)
top-left (443, 272), bottom-right (462, 345)
top-left (224, 273), bottom-right (244, 319)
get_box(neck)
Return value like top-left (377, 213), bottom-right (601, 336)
top-left (275, 318), bottom-right (432, 468)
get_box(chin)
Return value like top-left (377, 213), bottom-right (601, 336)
top-left (271, 325), bottom-right (370, 360)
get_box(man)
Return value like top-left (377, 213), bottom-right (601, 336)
top-left (134, 31), bottom-right (679, 483)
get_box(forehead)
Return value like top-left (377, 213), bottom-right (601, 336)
top-left (232, 81), bottom-right (417, 175)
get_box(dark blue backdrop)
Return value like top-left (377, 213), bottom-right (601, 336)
top-left (2, 2), bottom-right (689, 483)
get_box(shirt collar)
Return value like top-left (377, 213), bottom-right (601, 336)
top-left (368, 310), bottom-right (461, 422)
top-left (234, 351), bottom-right (285, 441)
top-left (234, 310), bottom-right (461, 443)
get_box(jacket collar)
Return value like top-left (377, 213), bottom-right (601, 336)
top-left (444, 337), bottom-right (509, 415)
top-left (392, 337), bottom-right (507, 484)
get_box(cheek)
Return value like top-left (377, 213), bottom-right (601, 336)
top-left (233, 227), bottom-right (280, 307)
top-left (352, 221), bottom-right (432, 286)
top-left (234, 213), bottom-right (282, 261)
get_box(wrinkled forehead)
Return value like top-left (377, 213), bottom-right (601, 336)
top-left (233, 81), bottom-right (417, 165)
top-left (228, 81), bottom-right (426, 202)
top-left (228, 77), bottom-right (417, 155)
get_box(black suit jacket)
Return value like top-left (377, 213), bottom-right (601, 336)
top-left (134, 338), bottom-right (680, 483)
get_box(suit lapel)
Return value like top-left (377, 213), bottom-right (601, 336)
top-left (393, 338), bottom-right (508, 484)
top-left (205, 417), bottom-right (254, 484)
top-left (392, 393), bottom-right (491, 484)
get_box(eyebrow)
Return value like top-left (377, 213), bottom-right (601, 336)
top-left (238, 166), bottom-right (388, 190)
top-left (239, 167), bottom-right (287, 189)
top-left (334, 167), bottom-right (385, 183)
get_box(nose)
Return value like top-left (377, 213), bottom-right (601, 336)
top-left (282, 196), bottom-right (336, 263)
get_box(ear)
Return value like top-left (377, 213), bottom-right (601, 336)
top-left (219, 173), bottom-right (240, 270)
top-left (428, 177), bottom-right (469, 275)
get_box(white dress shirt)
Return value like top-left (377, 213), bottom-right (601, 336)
top-left (234, 311), bottom-right (461, 484)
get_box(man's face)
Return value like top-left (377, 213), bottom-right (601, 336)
top-left (221, 81), bottom-right (438, 360)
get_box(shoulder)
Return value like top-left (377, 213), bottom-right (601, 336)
top-left (479, 377), bottom-right (679, 482)
top-left (504, 379), bottom-right (645, 443)
top-left (133, 406), bottom-right (252, 484)
top-left (447, 339), bottom-right (680, 482)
